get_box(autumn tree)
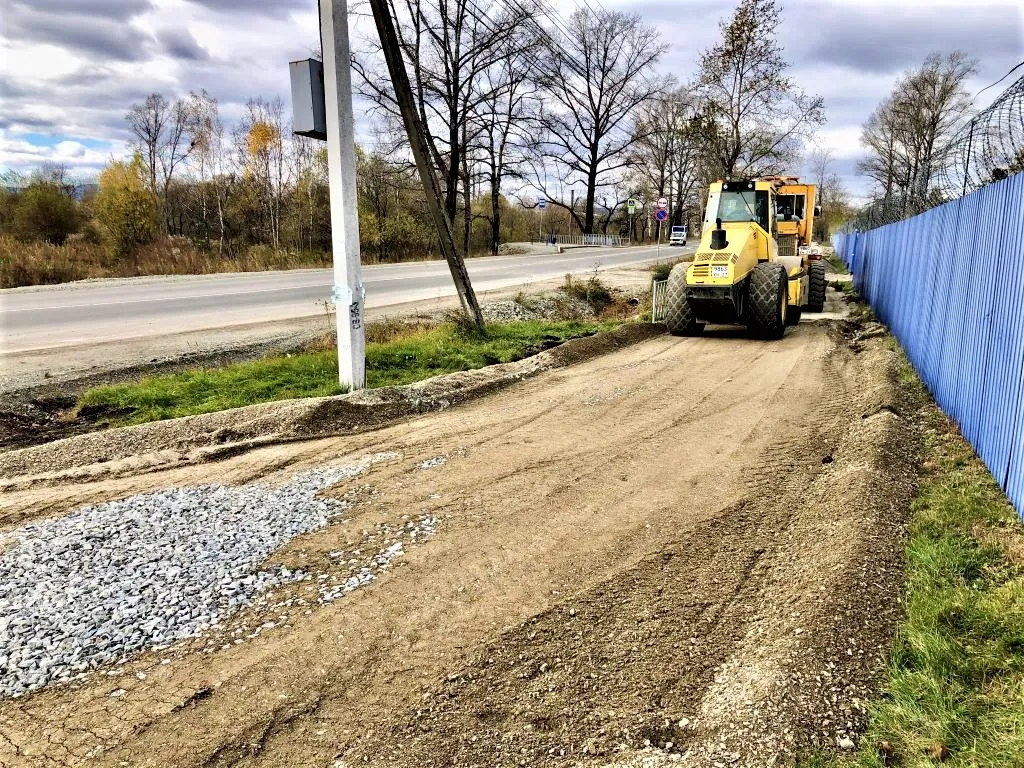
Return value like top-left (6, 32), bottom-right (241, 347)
top-left (11, 179), bottom-right (80, 245)
top-left (93, 155), bottom-right (159, 259)
top-left (697, 0), bottom-right (824, 179)
top-left (236, 97), bottom-right (288, 248)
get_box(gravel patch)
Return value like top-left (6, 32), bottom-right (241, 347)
top-left (0, 451), bottom-right (427, 699)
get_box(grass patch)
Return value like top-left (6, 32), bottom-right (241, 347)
top-left (812, 351), bottom-right (1024, 767)
top-left (650, 259), bottom-right (688, 283)
top-left (77, 319), bottom-right (616, 425)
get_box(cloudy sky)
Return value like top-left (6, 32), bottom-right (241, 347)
top-left (1, 0), bottom-right (1021, 199)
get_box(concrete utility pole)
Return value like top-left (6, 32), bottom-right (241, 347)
top-left (367, 0), bottom-right (485, 328)
top-left (320, 0), bottom-right (366, 389)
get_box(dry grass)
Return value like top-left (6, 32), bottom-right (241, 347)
top-left (0, 235), bottom-right (334, 288)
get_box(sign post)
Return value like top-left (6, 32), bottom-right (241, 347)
top-left (627, 197), bottom-right (637, 245)
top-left (656, 197), bottom-right (668, 262)
top-left (538, 198), bottom-right (547, 243)
top-left (656, 207), bottom-right (668, 262)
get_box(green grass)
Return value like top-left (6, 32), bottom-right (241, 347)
top-left (77, 319), bottom-right (616, 425)
top-left (811, 353), bottom-right (1024, 768)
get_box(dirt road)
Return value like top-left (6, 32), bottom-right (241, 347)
top-left (0, 320), bottom-right (918, 767)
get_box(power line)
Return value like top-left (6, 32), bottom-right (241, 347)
top-left (976, 59), bottom-right (1024, 99)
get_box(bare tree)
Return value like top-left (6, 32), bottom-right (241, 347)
top-left (470, 30), bottom-right (540, 254)
top-left (630, 91), bottom-right (704, 238)
top-left (806, 144), bottom-right (847, 239)
top-left (189, 90), bottom-right (234, 254)
top-left (532, 7), bottom-right (665, 234)
top-left (696, 0), bottom-right (824, 179)
top-left (356, 0), bottom-right (536, 253)
top-left (859, 51), bottom-right (976, 216)
top-left (126, 93), bottom-right (198, 232)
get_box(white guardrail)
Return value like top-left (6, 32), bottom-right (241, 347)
top-left (651, 279), bottom-right (668, 322)
top-left (548, 234), bottom-right (628, 247)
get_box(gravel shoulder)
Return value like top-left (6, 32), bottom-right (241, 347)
top-left (0, 314), bottom-right (920, 768)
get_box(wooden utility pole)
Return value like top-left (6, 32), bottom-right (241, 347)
top-left (367, 0), bottom-right (485, 327)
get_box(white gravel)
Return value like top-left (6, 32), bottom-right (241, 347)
top-left (0, 452), bottom-right (417, 699)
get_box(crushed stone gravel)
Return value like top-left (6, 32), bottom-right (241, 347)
top-left (0, 451), bottom-right (433, 699)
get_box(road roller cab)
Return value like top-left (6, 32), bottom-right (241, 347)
top-left (663, 178), bottom-right (824, 339)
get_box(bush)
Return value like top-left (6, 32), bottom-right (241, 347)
top-left (12, 181), bottom-right (80, 244)
top-left (93, 155), bottom-right (158, 259)
top-left (0, 235), bottom-right (104, 287)
top-left (561, 274), bottom-right (613, 314)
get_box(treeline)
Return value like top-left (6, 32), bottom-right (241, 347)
top-left (0, 106), bottom-right (546, 266)
top-left (3, 0), bottom-right (845, 284)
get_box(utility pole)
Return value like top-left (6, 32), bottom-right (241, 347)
top-left (367, 0), bottom-right (485, 327)
top-left (320, 0), bottom-right (365, 389)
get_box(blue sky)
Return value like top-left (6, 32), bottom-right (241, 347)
top-left (1, 0), bottom-right (1021, 201)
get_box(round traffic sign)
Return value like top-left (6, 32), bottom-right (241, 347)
top-left (657, 197), bottom-right (668, 210)
top-left (656, 209), bottom-right (668, 221)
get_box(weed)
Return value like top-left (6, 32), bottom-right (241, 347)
top-left (561, 274), bottom-right (614, 314)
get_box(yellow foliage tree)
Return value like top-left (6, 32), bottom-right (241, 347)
top-left (93, 154), bottom-right (159, 259)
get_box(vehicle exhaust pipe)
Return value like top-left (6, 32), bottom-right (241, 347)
top-left (710, 217), bottom-right (728, 250)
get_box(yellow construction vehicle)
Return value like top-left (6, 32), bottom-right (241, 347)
top-left (663, 177), bottom-right (823, 339)
top-left (773, 177), bottom-right (826, 312)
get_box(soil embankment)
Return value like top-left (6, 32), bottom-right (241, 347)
top-left (0, 316), bottom-right (918, 768)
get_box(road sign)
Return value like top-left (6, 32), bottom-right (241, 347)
top-left (657, 197), bottom-right (668, 210)
top-left (656, 209), bottom-right (668, 222)
top-left (538, 198), bottom-right (547, 210)
top-left (627, 197), bottom-right (637, 213)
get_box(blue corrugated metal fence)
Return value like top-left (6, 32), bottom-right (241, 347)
top-left (833, 173), bottom-right (1024, 515)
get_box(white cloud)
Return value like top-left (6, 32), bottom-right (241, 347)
top-left (1, 0), bottom-right (1021, 197)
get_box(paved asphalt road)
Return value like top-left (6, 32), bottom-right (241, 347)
top-left (1, 245), bottom-right (693, 354)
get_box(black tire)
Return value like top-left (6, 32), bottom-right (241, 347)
top-left (807, 261), bottom-right (826, 312)
top-left (664, 263), bottom-right (705, 336)
top-left (786, 303), bottom-right (802, 326)
top-left (747, 263), bottom-right (788, 340)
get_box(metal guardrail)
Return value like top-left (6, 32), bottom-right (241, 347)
top-left (552, 234), bottom-right (628, 247)
top-left (651, 279), bottom-right (668, 322)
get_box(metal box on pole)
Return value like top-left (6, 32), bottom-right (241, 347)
top-left (289, 58), bottom-right (328, 141)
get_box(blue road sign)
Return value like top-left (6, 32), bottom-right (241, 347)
top-left (655, 209), bottom-right (668, 222)
top-left (538, 199), bottom-right (547, 210)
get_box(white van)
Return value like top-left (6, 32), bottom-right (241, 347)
top-left (669, 225), bottom-right (688, 246)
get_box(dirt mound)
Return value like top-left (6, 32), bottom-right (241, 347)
top-left (0, 324), bottom-right (662, 489)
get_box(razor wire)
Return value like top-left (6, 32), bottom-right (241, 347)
top-left (848, 66), bottom-right (1024, 232)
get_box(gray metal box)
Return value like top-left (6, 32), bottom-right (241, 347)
top-left (289, 59), bottom-right (327, 140)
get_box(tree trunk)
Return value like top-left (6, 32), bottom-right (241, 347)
top-left (584, 162), bottom-right (598, 235)
top-left (490, 171), bottom-right (501, 256)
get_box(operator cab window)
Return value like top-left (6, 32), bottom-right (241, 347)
top-left (716, 190), bottom-right (771, 233)
top-left (776, 194), bottom-right (806, 222)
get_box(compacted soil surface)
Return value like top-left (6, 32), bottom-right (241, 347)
top-left (0, 317), bottom-right (918, 768)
